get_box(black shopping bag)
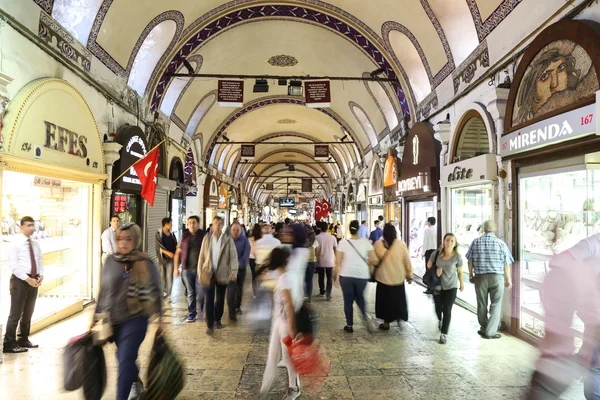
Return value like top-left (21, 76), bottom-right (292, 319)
top-left (63, 331), bottom-right (107, 400)
top-left (141, 331), bottom-right (185, 400)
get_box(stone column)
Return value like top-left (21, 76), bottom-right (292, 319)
top-left (433, 121), bottom-right (452, 236)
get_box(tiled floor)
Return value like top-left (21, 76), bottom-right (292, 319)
top-left (0, 275), bottom-right (586, 399)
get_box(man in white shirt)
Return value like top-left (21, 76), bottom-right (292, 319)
top-left (255, 224), bottom-right (281, 268)
top-left (422, 217), bottom-right (438, 294)
top-left (3, 216), bottom-right (43, 354)
top-left (101, 215), bottom-right (120, 265)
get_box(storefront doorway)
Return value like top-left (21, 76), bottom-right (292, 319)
top-left (407, 199), bottom-right (436, 278)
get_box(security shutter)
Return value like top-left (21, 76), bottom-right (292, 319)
top-left (146, 188), bottom-right (169, 266)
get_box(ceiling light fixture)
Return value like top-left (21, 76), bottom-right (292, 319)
top-left (340, 134), bottom-right (348, 142)
top-left (222, 135), bottom-right (230, 142)
top-left (253, 79), bottom-right (269, 93)
top-left (183, 59), bottom-right (195, 75)
top-left (278, 78), bottom-right (288, 86)
top-left (288, 80), bottom-right (303, 97)
top-left (370, 67), bottom-right (386, 78)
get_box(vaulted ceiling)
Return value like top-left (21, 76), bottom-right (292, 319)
top-left (39, 0), bottom-right (538, 203)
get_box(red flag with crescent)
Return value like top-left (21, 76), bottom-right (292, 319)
top-left (314, 200), bottom-right (322, 221)
top-left (133, 146), bottom-right (159, 206)
top-left (321, 199), bottom-right (330, 217)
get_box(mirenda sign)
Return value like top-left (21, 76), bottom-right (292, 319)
top-left (500, 103), bottom-right (595, 157)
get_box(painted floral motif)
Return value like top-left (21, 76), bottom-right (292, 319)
top-left (277, 119), bottom-right (297, 124)
top-left (268, 55), bottom-right (298, 67)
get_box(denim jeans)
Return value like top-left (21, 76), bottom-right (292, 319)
top-left (584, 369), bottom-right (599, 400)
top-left (305, 262), bottom-right (317, 298)
top-left (339, 276), bottom-right (368, 327)
top-left (113, 315), bottom-right (148, 400)
top-left (183, 269), bottom-right (205, 319)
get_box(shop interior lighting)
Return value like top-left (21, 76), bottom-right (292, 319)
top-left (288, 80), bottom-right (303, 97)
top-left (253, 79), bottom-right (269, 93)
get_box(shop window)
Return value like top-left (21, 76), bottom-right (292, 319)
top-left (1, 172), bottom-right (91, 325)
top-left (454, 117), bottom-right (489, 162)
top-left (518, 166), bottom-right (600, 338)
top-left (113, 193), bottom-right (140, 225)
top-left (128, 20), bottom-right (177, 95)
top-left (52, 0), bottom-right (103, 45)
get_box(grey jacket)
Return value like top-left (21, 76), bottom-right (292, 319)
top-left (154, 230), bottom-right (177, 265)
top-left (198, 231), bottom-right (239, 287)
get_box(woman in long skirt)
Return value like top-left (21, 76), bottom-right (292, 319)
top-left (372, 223), bottom-right (413, 330)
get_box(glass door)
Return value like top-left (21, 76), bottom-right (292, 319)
top-left (408, 199), bottom-right (436, 278)
top-left (451, 184), bottom-right (494, 308)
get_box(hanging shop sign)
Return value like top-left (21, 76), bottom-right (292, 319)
top-left (218, 80), bottom-right (244, 107)
top-left (383, 148), bottom-right (399, 202)
top-left (501, 103), bottom-right (595, 157)
top-left (241, 144), bottom-right (255, 160)
top-left (33, 176), bottom-right (61, 188)
top-left (112, 125), bottom-right (148, 193)
top-left (301, 178), bottom-right (312, 193)
top-left (266, 183), bottom-right (274, 191)
top-left (305, 80), bottom-right (331, 108)
top-left (218, 183), bottom-right (229, 209)
top-left (314, 144), bottom-right (329, 160)
top-left (397, 122), bottom-right (440, 197)
top-left (204, 175), bottom-right (219, 208)
top-left (442, 154), bottom-right (497, 186)
top-left (1, 78), bottom-right (105, 177)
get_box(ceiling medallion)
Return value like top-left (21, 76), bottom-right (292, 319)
top-left (268, 54), bottom-right (298, 67)
top-left (277, 119), bottom-right (297, 124)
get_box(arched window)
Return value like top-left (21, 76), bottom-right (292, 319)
top-left (52, 0), bottom-right (103, 45)
top-left (350, 103), bottom-right (378, 148)
top-left (160, 56), bottom-right (202, 116)
top-left (128, 20), bottom-right (177, 95)
top-left (452, 111), bottom-right (491, 162)
top-left (364, 77), bottom-right (399, 130)
top-left (186, 92), bottom-right (217, 137)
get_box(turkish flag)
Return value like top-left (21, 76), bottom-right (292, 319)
top-left (133, 147), bottom-right (159, 206)
top-left (314, 201), bottom-right (322, 221)
top-left (321, 199), bottom-right (330, 218)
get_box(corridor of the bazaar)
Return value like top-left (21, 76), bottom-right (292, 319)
top-left (0, 0), bottom-right (598, 399)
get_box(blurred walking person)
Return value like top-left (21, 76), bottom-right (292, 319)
top-left (248, 223), bottom-right (262, 297)
top-left (93, 223), bottom-right (163, 400)
top-left (305, 226), bottom-right (319, 300)
top-left (316, 221), bottom-right (337, 300)
top-left (229, 221), bottom-right (250, 318)
top-left (466, 220), bottom-right (513, 339)
top-left (334, 220), bottom-right (374, 333)
top-left (422, 217), bottom-right (438, 294)
top-left (372, 223), bottom-right (413, 330)
top-left (173, 216), bottom-right (206, 322)
top-left (155, 217), bottom-right (177, 300)
top-left (427, 233), bottom-right (464, 344)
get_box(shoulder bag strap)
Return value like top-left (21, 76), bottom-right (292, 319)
top-left (347, 240), bottom-right (369, 266)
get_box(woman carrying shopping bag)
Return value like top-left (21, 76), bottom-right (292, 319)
top-left (93, 223), bottom-right (163, 400)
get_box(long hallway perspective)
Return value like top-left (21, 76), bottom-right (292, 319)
top-left (0, 275), bottom-right (585, 399)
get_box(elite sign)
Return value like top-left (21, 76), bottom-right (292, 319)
top-left (500, 103), bottom-right (595, 157)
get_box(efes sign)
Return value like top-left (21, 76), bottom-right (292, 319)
top-left (501, 103), bottom-right (595, 157)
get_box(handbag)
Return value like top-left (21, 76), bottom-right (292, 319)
top-left (142, 331), bottom-right (185, 400)
top-left (424, 251), bottom-right (441, 288)
top-left (91, 312), bottom-right (113, 346)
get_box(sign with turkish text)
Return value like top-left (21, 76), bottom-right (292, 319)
top-left (240, 144), bottom-right (255, 160)
top-left (314, 144), bottom-right (329, 160)
top-left (302, 178), bottom-right (312, 193)
top-left (218, 80), bottom-right (244, 107)
top-left (305, 81), bottom-right (331, 108)
top-left (501, 103), bottom-right (595, 157)
top-left (266, 183), bottom-right (274, 191)
top-left (113, 125), bottom-right (149, 193)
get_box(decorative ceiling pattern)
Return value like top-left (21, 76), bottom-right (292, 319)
top-left (268, 54), bottom-right (298, 67)
top-left (277, 119), bottom-right (297, 124)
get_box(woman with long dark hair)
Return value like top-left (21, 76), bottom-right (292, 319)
top-left (94, 223), bottom-right (163, 399)
top-left (427, 233), bottom-right (464, 344)
top-left (372, 223), bottom-right (413, 330)
top-left (249, 223), bottom-right (262, 297)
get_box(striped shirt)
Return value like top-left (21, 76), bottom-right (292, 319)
top-left (465, 233), bottom-right (514, 275)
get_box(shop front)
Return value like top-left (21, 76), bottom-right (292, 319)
top-left (368, 159), bottom-right (384, 229)
top-left (217, 182), bottom-right (230, 227)
top-left (169, 157), bottom-right (186, 240)
top-left (229, 189), bottom-right (239, 225)
top-left (398, 122), bottom-right (441, 278)
top-left (443, 109), bottom-right (497, 310)
top-left (203, 175), bottom-right (219, 230)
top-left (383, 148), bottom-right (401, 236)
top-left (0, 78), bottom-right (106, 333)
top-left (111, 125), bottom-right (148, 225)
top-left (501, 19), bottom-right (600, 340)
top-left (442, 154), bottom-right (497, 309)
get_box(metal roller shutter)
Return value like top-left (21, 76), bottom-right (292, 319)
top-left (146, 188), bottom-right (169, 266)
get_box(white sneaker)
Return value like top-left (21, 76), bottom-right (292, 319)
top-left (282, 387), bottom-right (301, 400)
top-left (128, 382), bottom-right (143, 400)
top-left (278, 360), bottom-right (286, 368)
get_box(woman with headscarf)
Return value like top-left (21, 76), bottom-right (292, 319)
top-left (372, 223), bottom-right (413, 330)
top-left (93, 223), bottom-right (163, 400)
